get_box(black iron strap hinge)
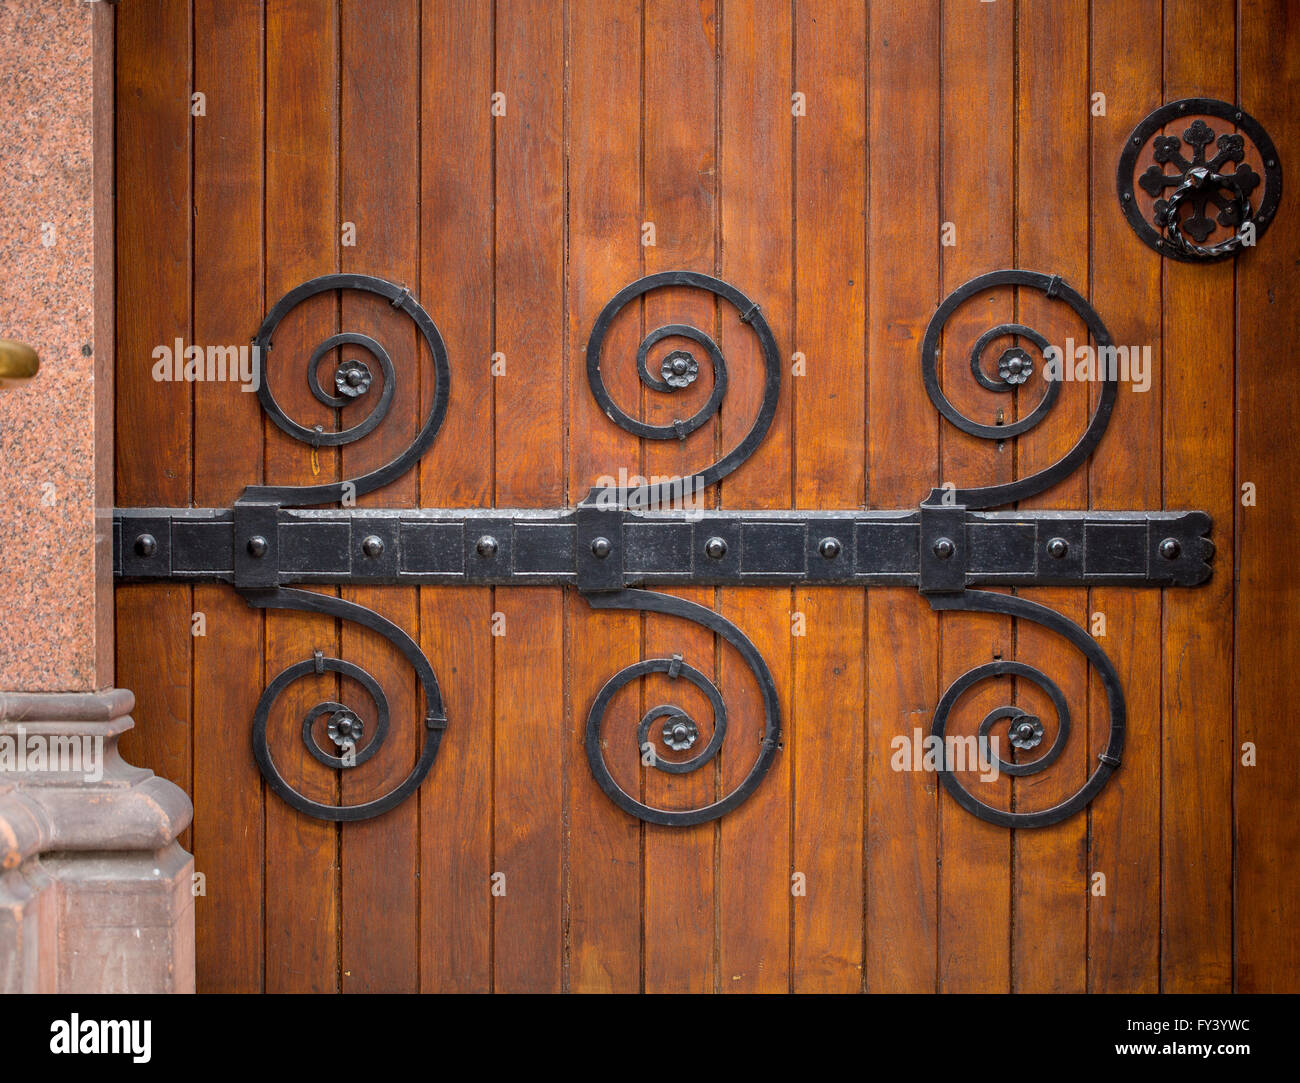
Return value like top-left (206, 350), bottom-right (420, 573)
top-left (113, 268), bottom-right (1213, 830)
top-left (118, 503), bottom-right (1212, 594)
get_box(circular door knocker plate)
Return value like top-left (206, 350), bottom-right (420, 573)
top-left (1117, 98), bottom-right (1282, 262)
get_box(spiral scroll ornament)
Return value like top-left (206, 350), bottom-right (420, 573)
top-left (585, 270), bottom-right (781, 507)
top-left (927, 589), bottom-right (1124, 829)
top-left (247, 273), bottom-right (451, 507)
top-left (245, 588), bottom-right (447, 822)
top-left (582, 589), bottom-right (780, 827)
top-left (920, 269), bottom-right (1117, 509)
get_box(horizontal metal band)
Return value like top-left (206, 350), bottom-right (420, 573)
top-left (114, 505), bottom-right (1214, 590)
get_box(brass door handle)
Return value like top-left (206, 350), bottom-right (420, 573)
top-left (0, 339), bottom-right (39, 387)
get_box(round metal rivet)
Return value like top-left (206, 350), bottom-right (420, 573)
top-left (361, 535), bottom-right (384, 558)
top-left (247, 535), bottom-right (268, 558)
top-left (1047, 537), bottom-right (1069, 559)
top-left (1159, 538), bottom-right (1181, 560)
top-left (591, 536), bottom-right (612, 559)
top-left (818, 537), bottom-right (842, 560)
top-left (1122, 192), bottom-right (1132, 201)
top-left (134, 533), bottom-right (157, 558)
top-left (476, 535), bottom-right (498, 558)
top-left (704, 536), bottom-right (727, 559)
top-left (662, 716), bottom-right (698, 751)
top-left (327, 709), bottom-right (364, 750)
top-left (932, 537), bottom-right (955, 560)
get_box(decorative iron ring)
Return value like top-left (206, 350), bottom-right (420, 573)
top-left (1159, 173), bottom-right (1255, 260)
top-left (1117, 98), bottom-right (1282, 262)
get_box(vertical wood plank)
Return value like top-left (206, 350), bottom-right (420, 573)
top-left (865, 0), bottom-right (940, 993)
top-left (113, 0), bottom-right (193, 856)
top-left (263, 0), bottom-right (340, 994)
top-left (419, 0), bottom-right (495, 994)
top-left (1087, 0), bottom-right (1163, 993)
top-left (191, 0), bottom-right (265, 994)
top-left (338, 0), bottom-right (420, 993)
top-left (791, 0), bottom-right (865, 994)
top-left (1161, 0), bottom-right (1235, 993)
top-left (492, 1), bottom-right (565, 993)
top-left (642, 0), bottom-right (718, 994)
top-left (567, 0), bottom-right (643, 993)
top-left (936, 0), bottom-right (1012, 993)
top-left (1236, 0), bottom-right (1300, 993)
top-left (1013, 0), bottom-right (1090, 994)
top-left (718, 0), bottom-right (793, 994)
top-left (115, 0), bottom-right (192, 509)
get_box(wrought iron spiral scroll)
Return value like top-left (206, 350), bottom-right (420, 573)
top-left (245, 587), bottom-right (447, 822)
top-left (582, 589), bottom-right (781, 827)
top-left (920, 269), bottom-right (1117, 510)
top-left (585, 269), bottom-right (781, 506)
top-left (1117, 98), bottom-right (1282, 262)
top-left (926, 590), bottom-right (1124, 829)
top-left (247, 272), bottom-right (451, 507)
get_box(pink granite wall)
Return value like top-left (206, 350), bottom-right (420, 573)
top-left (0, 0), bottom-right (112, 692)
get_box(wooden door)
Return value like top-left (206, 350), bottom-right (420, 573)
top-left (114, 0), bottom-right (1299, 993)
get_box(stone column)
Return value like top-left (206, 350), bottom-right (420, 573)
top-left (0, 0), bottom-right (194, 993)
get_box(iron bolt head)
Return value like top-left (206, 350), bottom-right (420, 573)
top-left (661, 350), bottom-right (699, 388)
top-left (476, 535), bottom-right (498, 558)
top-left (932, 537), bottom-right (956, 560)
top-left (247, 535), bottom-right (268, 558)
top-left (134, 533), bottom-right (157, 558)
top-left (704, 536), bottom-right (727, 559)
top-left (819, 536), bottom-right (842, 560)
top-left (361, 535), bottom-right (384, 558)
top-left (334, 358), bottom-right (372, 398)
top-left (591, 536), bottom-right (612, 559)
top-left (1047, 537), bottom-right (1069, 559)
top-left (327, 710), bottom-right (363, 748)
top-left (997, 347), bottom-right (1034, 385)
top-left (1159, 537), bottom-right (1182, 560)
top-left (1009, 714), bottom-right (1045, 750)
top-left (662, 716), bottom-right (699, 751)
